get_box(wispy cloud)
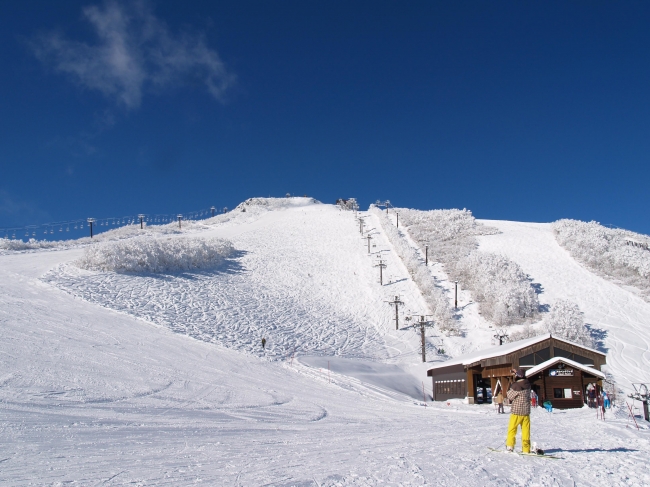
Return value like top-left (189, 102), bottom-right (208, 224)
top-left (31, 1), bottom-right (235, 108)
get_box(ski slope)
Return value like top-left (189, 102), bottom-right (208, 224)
top-left (478, 220), bottom-right (650, 391)
top-left (0, 200), bottom-right (649, 485)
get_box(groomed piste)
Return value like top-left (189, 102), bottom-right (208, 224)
top-left (1, 197), bottom-right (649, 485)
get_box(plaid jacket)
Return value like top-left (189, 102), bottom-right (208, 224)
top-left (507, 379), bottom-right (531, 416)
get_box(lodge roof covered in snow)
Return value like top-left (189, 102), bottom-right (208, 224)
top-left (525, 356), bottom-right (606, 379)
top-left (426, 333), bottom-right (606, 373)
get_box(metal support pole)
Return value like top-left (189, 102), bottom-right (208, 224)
top-left (211, 206), bottom-right (216, 217)
top-left (387, 295), bottom-right (404, 330)
top-left (87, 218), bottom-right (95, 238)
top-left (425, 245), bottom-right (428, 266)
top-left (367, 234), bottom-right (372, 253)
top-left (396, 213), bottom-right (399, 228)
top-left (420, 316), bottom-right (426, 363)
top-left (455, 281), bottom-right (458, 309)
top-left (375, 259), bottom-right (387, 285)
top-left (177, 214), bottom-right (182, 229)
top-left (138, 214), bottom-right (145, 229)
top-left (644, 400), bottom-right (650, 422)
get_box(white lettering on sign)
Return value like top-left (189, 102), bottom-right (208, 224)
top-left (549, 369), bottom-right (574, 377)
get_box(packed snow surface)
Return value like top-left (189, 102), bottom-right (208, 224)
top-left (1, 201), bottom-right (649, 485)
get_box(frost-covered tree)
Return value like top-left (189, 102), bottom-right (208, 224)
top-left (544, 299), bottom-right (593, 347)
top-left (553, 219), bottom-right (650, 301)
top-left (393, 207), bottom-right (539, 327)
top-left (455, 251), bottom-right (539, 326)
top-left (76, 236), bottom-right (235, 273)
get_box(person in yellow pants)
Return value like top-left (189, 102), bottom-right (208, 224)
top-left (506, 368), bottom-right (531, 453)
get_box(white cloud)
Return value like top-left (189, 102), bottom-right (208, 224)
top-left (32, 1), bottom-right (235, 108)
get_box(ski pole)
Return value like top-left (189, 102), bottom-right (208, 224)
top-left (626, 402), bottom-right (639, 430)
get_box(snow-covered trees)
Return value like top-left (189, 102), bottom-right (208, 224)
top-left (544, 299), bottom-right (593, 347)
top-left (371, 207), bottom-right (455, 333)
top-left (553, 219), bottom-right (650, 300)
top-left (455, 251), bottom-right (539, 326)
top-left (508, 300), bottom-right (593, 347)
top-left (395, 208), bottom-right (539, 326)
top-left (76, 236), bottom-right (235, 273)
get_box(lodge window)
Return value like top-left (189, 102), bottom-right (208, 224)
top-left (553, 388), bottom-right (574, 399)
top-left (519, 347), bottom-right (550, 366)
top-left (435, 379), bottom-right (465, 395)
top-left (553, 347), bottom-right (593, 365)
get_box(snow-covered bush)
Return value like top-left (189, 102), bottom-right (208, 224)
top-left (76, 236), bottom-right (236, 273)
top-left (0, 222), bottom-right (209, 254)
top-left (508, 324), bottom-right (543, 342)
top-left (456, 251), bottom-right (539, 326)
top-left (395, 207), bottom-right (539, 326)
top-left (0, 237), bottom-right (65, 252)
top-left (371, 207), bottom-right (455, 333)
top-left (544, 299), bottom-right (593, 347)
top-left (553, 219), bottom-right (650, 299)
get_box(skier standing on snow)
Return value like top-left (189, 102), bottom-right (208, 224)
top-left (495, 389), bottom-right (504, 414)
top-left (506, 368), bottom-right (531, 453)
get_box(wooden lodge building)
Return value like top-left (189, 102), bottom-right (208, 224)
top-left (426, 334), bottom-right (606, 409)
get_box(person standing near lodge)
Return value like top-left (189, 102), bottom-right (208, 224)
top-left (530, 389), bottom-right (538, 408)
top-left (495, 389), bottom-right (504, 414)
top-left (506, 368), bottom-right (531, 453)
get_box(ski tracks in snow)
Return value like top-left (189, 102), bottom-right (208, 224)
top-left (42, 206), bottom-right (424, 365)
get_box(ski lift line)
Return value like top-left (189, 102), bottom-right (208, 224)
top-left (1, 205), bottom-right (225, 240)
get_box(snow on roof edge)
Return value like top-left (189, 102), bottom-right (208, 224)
top-left (426, 333), bottom-right (605, 373)
top-left (525, 357), bottom-right (605, 379)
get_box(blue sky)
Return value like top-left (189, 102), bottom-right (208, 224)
top-left (2, 1), bottom-right (650, 236)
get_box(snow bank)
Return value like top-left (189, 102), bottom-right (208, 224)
top-left (371, 207), bottom-right (454, 333)
top-left (75, 236), bottom-right (235, 273)
top-left (553, 219), bottom-right (650, 299)
top-left (395, 208), bottom-right (539, 326)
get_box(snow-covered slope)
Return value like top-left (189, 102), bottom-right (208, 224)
top-left (478, 220), bottom-right (650, 391)
top-left (1, 201), bottom-right (649, 485)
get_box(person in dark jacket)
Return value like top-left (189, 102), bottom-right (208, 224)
top-left (506, 368), bottom-right (531, 453)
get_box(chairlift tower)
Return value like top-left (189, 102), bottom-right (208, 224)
top-left (138, 214), bottom-right (146, 229)
top-left (374, 258), bottom-right (387, 285)
top-left (386, 295), bottom-right (404, 330)
top-left (177, 214), bottom-right (183, 229)
top-left (494, 329), bottom-right (509, 345)
top-left (410, 315), bottom-right (434, 363)
top-left (366, 233), bottom-right (373, 253)
top-left (87, 218), bottom-right (96, 238)
top-left (211, 206), bottom-right (216, 217)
